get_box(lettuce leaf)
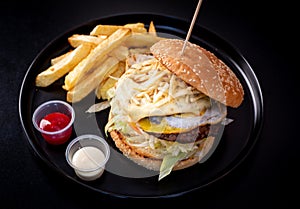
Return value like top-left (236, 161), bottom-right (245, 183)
top-left (159, 152), bottom-right (187, 181)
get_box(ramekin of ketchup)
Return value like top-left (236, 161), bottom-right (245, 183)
top-left (32, 100), bottom-right (75, 145)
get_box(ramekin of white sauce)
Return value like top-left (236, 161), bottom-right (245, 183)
top-left (65, 134), bottom-right (110, 181)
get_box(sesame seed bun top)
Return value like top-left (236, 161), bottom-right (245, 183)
top-left (150, 39), bottom-right (244, 108)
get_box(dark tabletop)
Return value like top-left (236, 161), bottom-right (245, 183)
top-left (1, 0), bottom-right (298, 208)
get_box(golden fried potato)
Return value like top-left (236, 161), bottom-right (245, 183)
top-left (123, 33), bottom-right (163, 49)
top-left (35, 44), bottom-right (92, 87)
top-left (90, 25), bottom-right (122, 36)
top-left (50, 51), bottom-right (72, 65)
top-left (36, 21), bottom-right (161, 102)
top-left (90, 22), bottom-right (146, 36)
top-left (124, 22), bottom-right (147, 33)
top-left (148, 21), bottom-right (157, 36)
top-left (63, 28), bottom-right (131, 91)
top-left (96, 61), bottom-right (125, 100)
top-left (68, 34), bottom-right (107, 48)
top-left (109, 45), bottom-right (129, 61)
top-left (66, 56), bottom-right (120, 103)
top-left (66, 45), bottom-right (128, 102)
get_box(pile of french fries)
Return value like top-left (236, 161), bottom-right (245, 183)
top-left (35, 21), bottom-right (161, 103)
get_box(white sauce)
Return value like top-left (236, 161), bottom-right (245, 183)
top-left (72, 146), bottom-right (106, 181)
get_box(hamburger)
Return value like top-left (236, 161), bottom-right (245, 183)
top-left (105, 39), bottom-right (244, 180)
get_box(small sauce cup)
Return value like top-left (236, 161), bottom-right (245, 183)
top-left (32, 100), bottom-right (75, 145)
top-left (65, 134), bottom-right (110, 181)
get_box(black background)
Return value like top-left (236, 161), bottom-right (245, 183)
top-left (0, 0), bottom-right (298, 208)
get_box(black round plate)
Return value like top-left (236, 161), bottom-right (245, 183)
top-left (19, 13), bottom-right (263, 198)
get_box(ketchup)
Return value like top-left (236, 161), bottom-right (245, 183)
top-left (39, 112), bottom-right (72, 145)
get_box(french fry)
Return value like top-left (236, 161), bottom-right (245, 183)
top-left (51, 51), bottom-right (72, 65)
top-left (68, 34), bottom-right (107, 48)
top-left (35, 44), bottom-right (92, 87)
top-left (90, 22), bottom-right (146, 36)
top-left (66, 56), bottom-right (120, 103)
top-left (66, 45), bottom-right (128, 103)
top-left (123, 33), bottom-right (163, 48)
top-left (124, 23), bottom-right (147, 33)
top-left (109, 45), bottom-right (129, 61)
top-left (35, 21), bottom-right (161, 102)
top-left (90, 25), bottom-right (122, 36)
top-left (63, 28), bottom-right (131, 91)
top-left (148, 21), bottom-right (157, 36)
top-left (96, 61), bottom-right (125, 99)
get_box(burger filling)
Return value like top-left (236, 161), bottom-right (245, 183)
top-left (105, 56), bottom-right (226, 179)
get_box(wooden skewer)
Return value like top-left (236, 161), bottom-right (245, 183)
top-left (181, 0), bottom-right (203, 55)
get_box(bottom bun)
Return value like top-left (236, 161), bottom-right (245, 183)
top-left (109, 130), bottom-right (215, 171)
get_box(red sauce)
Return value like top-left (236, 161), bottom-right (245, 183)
top-left (39, 112), bottom-right (72, 145)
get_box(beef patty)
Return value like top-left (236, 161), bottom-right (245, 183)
top-left (146, 124), bottom-right (211, 143)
